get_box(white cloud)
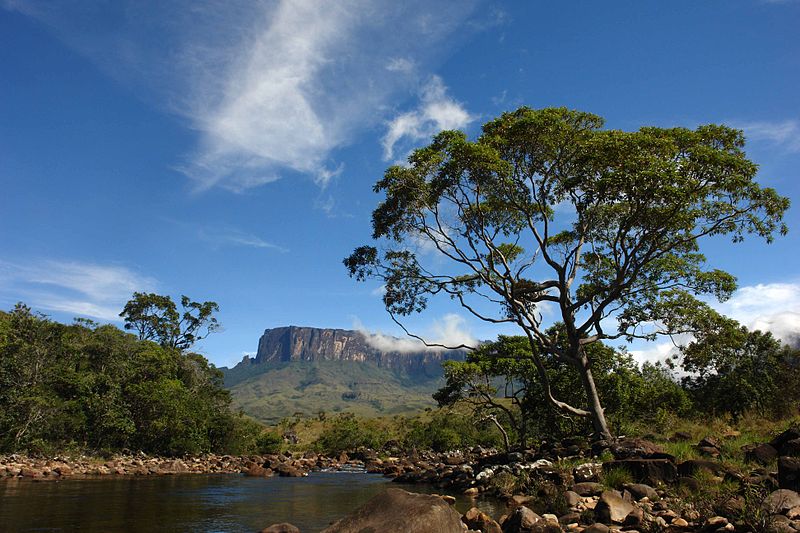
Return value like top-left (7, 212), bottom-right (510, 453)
top-left (382, 75), bottom-right (475, 161)
top-left (737, 120), bottom-right (800, 152)
top-left (198, 226), bottom-right (286, 252)
top-left (4, 0), bottom-right (482, 192)
top-left (0, 260), bottom-right (156, 321)
top-left (353, 313), bottom-right (476, 353)
top-left (628, 281), bottom-right (800, 365)
top-left (717, 282), bottom-right (800, 345)
top-left (386, 57), bottom-right (416, 74)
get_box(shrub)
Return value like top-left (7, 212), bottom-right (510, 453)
top-left (255, 431), bottom-right (283, 454)
top-left (313, 414), bottom-right (383, 454)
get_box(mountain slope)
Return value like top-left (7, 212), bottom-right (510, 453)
top-left (221, 326), bottom-right (465, 423)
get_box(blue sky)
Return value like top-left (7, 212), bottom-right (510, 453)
top-left (1, 0), bottom-right (799, 367)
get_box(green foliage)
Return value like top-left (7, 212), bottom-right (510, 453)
top-left (403, 411), bottom-right (502, 452)
top-left (313, 413), bottom-right (384, 454)
top-left (680, 318), bottom-right (800, 419)
top-left (601, 466), bottom-right (634, 490)
top-left (0, 303), bottom-right (253, 456)
top-left (225, 360), bottom-right (446, 424)
top-left (255, 430), bottom-right (283, 454)
top-left (119, 292), bottom-right (219, 351)
top-left (347, 106), bottom-right (789, 438)
top-left (437, 332), bottom-right (692, 444)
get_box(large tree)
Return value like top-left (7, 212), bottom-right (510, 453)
top-left (119, 293), bottom-right (219, 352)
top-left (345, 107), bottom-right (788, 439)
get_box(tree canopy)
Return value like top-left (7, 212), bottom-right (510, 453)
top-left (120, 292), bottom-right (219, 352)
top-left (345, 106), bottom-right (789, 439)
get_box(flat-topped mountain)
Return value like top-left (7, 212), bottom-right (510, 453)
top-left (222, 326), bottom-right (467, 423)
top-left (251, 325), bottom-right (462, 375)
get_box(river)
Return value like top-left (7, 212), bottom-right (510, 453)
top-left (0, 472), bottom-right (502, 532)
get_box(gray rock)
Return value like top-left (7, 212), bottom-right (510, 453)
top-left (321, 488), bottom-right (464, 533)
top-left (625, 483), bottom-right (658, 501)
top-left (501, 505), bottom-right (542, 533)
top-left (573, 463), bottom-right (603, 483)
top-left (766, 489), bottom-right (800, 514)
top-left (463, 507), bottom-right (502, 533)
top-left (573, 482), bottom-right (604, 496)
top-left (595, 490), bottom-right (635, 524)
top-left (564, 490), bottom-right (581, 507)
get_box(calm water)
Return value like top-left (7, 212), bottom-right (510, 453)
top-left (0, 473), bottom-right (501, 532)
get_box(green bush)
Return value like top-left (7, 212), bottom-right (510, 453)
top-left (255, 431), bottom-right (283, 454)
top-left (313, 413), bottom-right (383, 454)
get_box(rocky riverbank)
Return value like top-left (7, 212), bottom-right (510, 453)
top-left (4, 427), bottom-right (800, 532)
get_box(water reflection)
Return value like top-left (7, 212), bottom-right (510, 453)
top-left (0, 473), bottom-right (502, 532)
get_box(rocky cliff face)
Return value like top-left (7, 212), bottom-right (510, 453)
top-left (250, 326), bottom-right (463, 376)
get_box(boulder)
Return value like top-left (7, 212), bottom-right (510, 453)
top-left (771, 428), bottom-right (800, 454)
top-left (604, 459), bottom-right (677, 486)
top-left (677, 459), bottom-right (725, 478)
top-left (245, 465), bottom-right (273, 477)
top-left (573, 463), bottom-right (602, 483)
top-left (743, 443), bottom-right (778, 465)
top-left (572, 482), bottom-right (604, 497)
top-left (582, 523), bottom-right (610, 533)
top-left (564, 491), bottom-right (581, 507)
top-left (624, 483), bottom-right (658, 501)
top-left (622, 507), bottom-right (644, 528)
top-left (784, 439), bottom-right (800, 458)
top-left (321, 488), bottom-right (464, 533)
top-left (259, 524), bottom-right (300, 533)
top-left (501, 505), bottom-right (551, 533)
top-left (463, 507), bottom-right (502, 533)
top-left (594, 490), bottom-right (635, 524)
top-left (765, 489), bottom-right (800, 514)
top-left (610, 438), bottom-right (668, 460)
top-left (779, 457), bottom-right (800, 491)
top-left (275, 464), bottom-right (303, 477)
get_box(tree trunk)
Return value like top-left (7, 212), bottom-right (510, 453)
top-left (576, 353), bottom-right (612, 440)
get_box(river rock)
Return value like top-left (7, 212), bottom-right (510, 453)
top-left (463, 507), bottom-right (502, 533)
top-left (501, 505), bottom-right (551, 533)
top-left (594, 490), bottom-right (634, 524)
top-left (573, 482), bottom-right (604, 497)
top-left (259, 524), bottom-right (301, 533)
top-left (625, 483), bottom-right (658, 501)
top-left (321, 488), bottom-right (464, 533)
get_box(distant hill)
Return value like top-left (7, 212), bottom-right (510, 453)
top-left (221, 326), bottom-right (465, 424)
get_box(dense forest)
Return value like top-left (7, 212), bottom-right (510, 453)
top-left (0, 303), bottom-right (261, 456)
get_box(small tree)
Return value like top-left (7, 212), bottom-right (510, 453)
top-left (680, 318), bottom-right (800, 419)
top-left (345, 107), bottom-right (788, 439)
top-left (120, 292), bottom-right (219, 351)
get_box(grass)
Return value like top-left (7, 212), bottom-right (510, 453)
top-left (601, 465), bottom-right (633, 490)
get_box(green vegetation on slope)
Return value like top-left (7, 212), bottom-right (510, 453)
top-left (0, 303), bottom-right (261, 456)
top-left (224, 360), bottom-right (447, 424)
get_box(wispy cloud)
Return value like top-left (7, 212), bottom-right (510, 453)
top-left (198, 226), bottom-right (287, 252)
top-left (736, 120), bottom-right (800, 152)
top-left (353, 313), bottom-right (477, 352)
top-left (629, 281), bottom-right (800, 364)
top-left (4, 0), bottom-right (483, 192)
top-left (0, 259), bottom-right (156, 321)
top-left (382, 75), bottom-right (475, 161)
